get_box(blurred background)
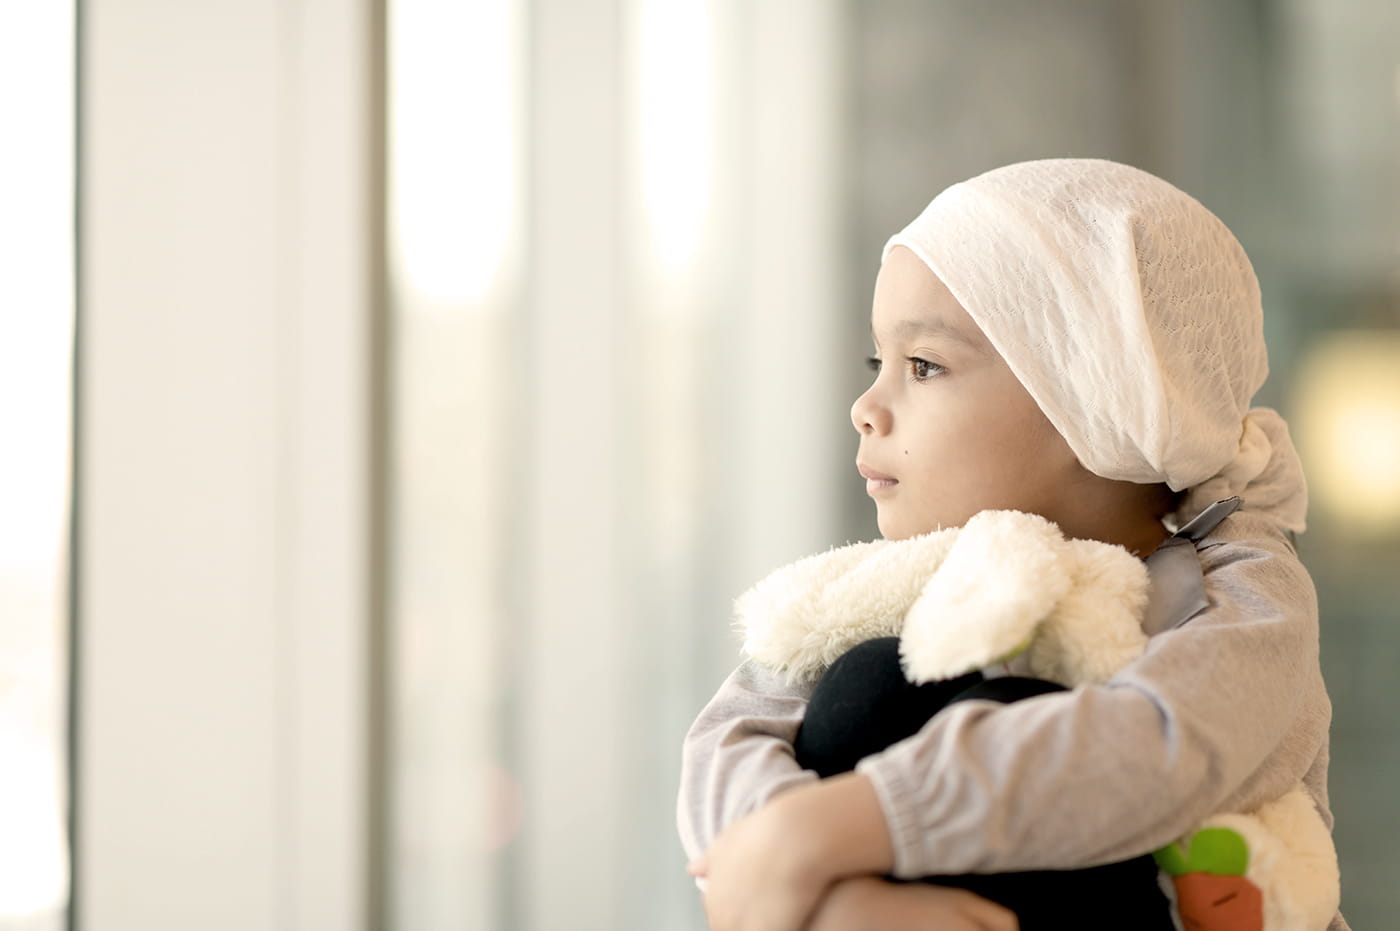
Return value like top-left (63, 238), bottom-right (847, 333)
top-left (2, 0), bottom-right (1397, 929)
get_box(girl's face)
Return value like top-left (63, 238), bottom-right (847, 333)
top-left (851, 245), bottom-right (1090, 540)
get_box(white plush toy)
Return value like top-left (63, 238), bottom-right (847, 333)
top-left (737, 509), bottom-right (1340, 931)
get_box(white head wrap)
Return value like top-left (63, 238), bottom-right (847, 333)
top-left (884, 158), bottom-right (1308, 533)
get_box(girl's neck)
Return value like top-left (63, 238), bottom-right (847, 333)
top-left (1052, 479), bottom-right (1176, 559)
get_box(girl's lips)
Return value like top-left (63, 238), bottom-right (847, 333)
top-left (857, 463), bottom-right (898, 494)
top-left (857, 463), bottom-right (896, 482)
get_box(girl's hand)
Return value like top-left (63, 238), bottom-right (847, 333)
top-left (689, 808), bottom-right (827, 931)
top-left (807, 876), bottom-right (1019, 931)
top-left (689, 774), bottom-right (895, 931)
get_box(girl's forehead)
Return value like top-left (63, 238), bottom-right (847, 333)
top-left (871, 248), bottom-right (991, 352)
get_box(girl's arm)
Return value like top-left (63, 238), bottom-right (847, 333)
top-left (807, 877), bottom-right (1017, 931)
top-left (683, 515), bottom-right (1332, 882)
top-left (688, 772), bottom-right (894, 931)
top-left (676, 659), bottom-right (818, 861)
top-left (857, 516), bottom-right (1331, 878)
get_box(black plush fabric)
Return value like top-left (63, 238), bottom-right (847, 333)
top-left (792, 636), bottom-right (1175, 931)
top-left (794, 637), bottom-right (983, 779)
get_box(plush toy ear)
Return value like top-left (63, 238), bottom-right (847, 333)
top-left (1024, 538), bottom-right (1150, 685)
top-left (738, 529), bottom-right (959, 684)
top-left (900, 510), bottom-right (1070, 684)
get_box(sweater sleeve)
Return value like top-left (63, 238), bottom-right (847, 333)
top-left (676, 660), bottom-right (819, 860)
top-left (857, 514), bottom-right (1332, 877)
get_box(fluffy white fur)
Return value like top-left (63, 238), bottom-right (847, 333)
top-left (738, 510), bottom-right (1149, 687)
top-left (738, 533), bottom-right (955, 684)
top-left (1025, 538), bottom-right (1150, 685)
top-left (900, 510), bottom-right (1072, 683)
top-left (734, 510), bottom-right (1338, 931)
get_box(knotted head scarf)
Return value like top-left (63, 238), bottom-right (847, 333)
top-left (884, 158), bottom-right (1308, 533)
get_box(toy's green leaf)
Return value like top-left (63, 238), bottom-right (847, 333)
top-left (1183, 827), bottom-right (1249, 876)
top-left (991, 633), bottom-right (1034, 665)
top-left (1153, 841), bottom-right (1191, 876)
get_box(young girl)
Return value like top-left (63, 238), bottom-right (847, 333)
top-left (677, 159), bottom-right (1346, 930)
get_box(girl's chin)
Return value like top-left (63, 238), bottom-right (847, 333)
top-left (878, 508), bottom-right (965, 541)
top-left (877, 514), bottom-right (924, 542)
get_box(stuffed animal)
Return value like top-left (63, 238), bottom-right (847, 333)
top-left (737, 509), bottom-right (1340, 931)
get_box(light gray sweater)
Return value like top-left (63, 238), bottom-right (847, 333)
top-left (678, 503), bottom-right (1348, 930)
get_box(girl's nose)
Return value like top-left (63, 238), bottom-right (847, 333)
top-left (850, 385), bottom-right (891, 436)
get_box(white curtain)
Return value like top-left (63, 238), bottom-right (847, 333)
top-left (0, 4), bottom-right (74, 929)
top-left (384, 1), bottom-right (852, 928)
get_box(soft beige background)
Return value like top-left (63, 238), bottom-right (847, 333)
top-left (3, 1), bottom-right (1397, 930)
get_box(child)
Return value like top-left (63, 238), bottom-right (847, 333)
top-left (677, 159), bottom-right (1346, 930)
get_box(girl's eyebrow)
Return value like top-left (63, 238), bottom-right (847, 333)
top-left (873, 319), bottom-right (991, 355)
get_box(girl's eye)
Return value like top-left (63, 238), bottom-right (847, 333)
top-left (907, 357), bottom-right (946, 381)
top-left (865, 356), bottom-right (882, 373)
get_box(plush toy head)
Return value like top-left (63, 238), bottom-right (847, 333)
top-left (738, 509), bottom-right (1149, 688)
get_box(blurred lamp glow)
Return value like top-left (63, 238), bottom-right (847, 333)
top-left (1295, 330), bottom-right (1400, 534)
top-left (389, 0), bottom-right (518, 304)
